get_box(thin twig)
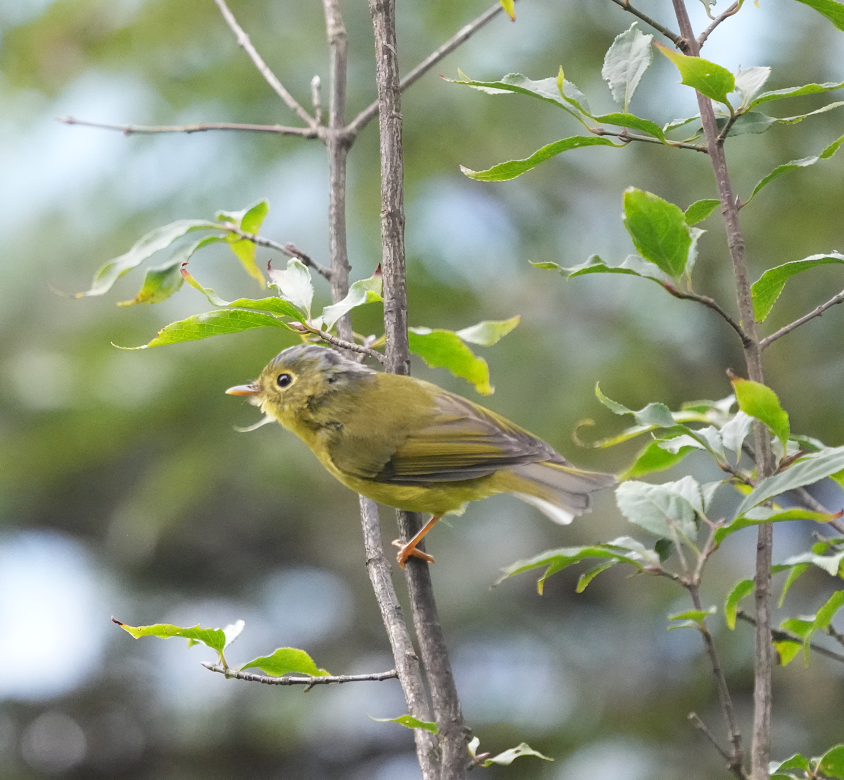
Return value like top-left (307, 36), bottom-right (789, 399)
top-left (661, 283), bottom-right (752, 348)
top-left (792, 487), bottom-right (844, 537)
top-left (687, 582), bottom-right (745, 775)
top-left (760, 288), bottom-right (844, 350)
top-left (212, 0), bottom-right (317, 130)
top-left (608, 0), bottom-right (682, 45)
top-left (698, 2), bottom-right (742, 48)
top-left (292, 323), bottom-right (386, 364)
top-left (827, 624), bottom-right (844, 650)
top-left (57, 116), bottom-right (317, 137)
top-left (349, 1), bottom-right (505, 136)
top-left (592, 126), bottom-right (709, 153)
top-left (203, 663), bottom-right (398, 687)
top-left (736, 611), bottom-right (844, 665)
top-left (689, 713), bottom-right (748, 780)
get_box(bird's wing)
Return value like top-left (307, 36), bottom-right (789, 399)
top-left (362, 390), bottom-right (562, 485)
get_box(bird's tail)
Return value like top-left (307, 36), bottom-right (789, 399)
top-left (500, 461), bottom-right (617, 525)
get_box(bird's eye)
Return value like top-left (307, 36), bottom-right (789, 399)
top-left (276, 373), bottom-right (293, 388)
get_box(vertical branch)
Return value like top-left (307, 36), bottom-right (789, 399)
top-left (368, 1), bottom-right (470, 778)
top-left (670, 3), bottom-right (774, 778)
top-left (321, 0), bottom-right (353, 342)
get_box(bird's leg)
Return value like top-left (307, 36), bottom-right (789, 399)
top-left (392, 516), bottom-right (440, 568)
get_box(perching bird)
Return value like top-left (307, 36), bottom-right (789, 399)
top-left (227, 344), bottom-right (616, 567)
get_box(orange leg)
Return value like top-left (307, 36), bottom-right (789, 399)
top-left (392, 516), bottom-right (441, 568)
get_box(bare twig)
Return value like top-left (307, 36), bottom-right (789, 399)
top-left (609, 0), bottom-right (682, 45)
top-left (290, 323), bottom-right (386, 364)
top-left (349, 1), bottom-right (505, 136)
top-left (698, 2), bottom-right (742, 48)
top-left (592, 126), bottom-right (709, 152)
top-left (661, 283), bottom-right (752, 348)
top-left (212, 0), bottom-right (317, 130)
top-left (760, 288), bottom-right (844, 350)
top-left (668, 5), bottom-right (775, 777)
top-left (57, 116), bottom-right (317, 137)
top-left (689, 713), bottom-right (748, 780)
top-left (687, 581), bottom-right (745, 775)
top-left (736, 611), bottom-right (844, 665)
top-left (369, 1), bottom-right (470, 777)
top-left (216, 224), bottom-right (331, 280)
top-left (203, 663), bottom-right (398, 687)
top-left (791, 487), bottom-right (844, 537)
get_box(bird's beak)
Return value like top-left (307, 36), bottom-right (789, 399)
top-left (226, 382), bottom-right (260, 396)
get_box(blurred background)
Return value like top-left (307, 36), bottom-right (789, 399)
top-left (1, 0), bottom-right (843, 778)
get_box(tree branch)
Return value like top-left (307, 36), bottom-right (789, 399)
top-left (203, 662), bottom-right (399, 687)
top-left (608, 0), bottom-right (682, 45)
top-left (668, 4), bottom-right (774, 778)
top-left (698, 2), bottom-right (742, 48)
top-left (688, 713), bottom-right (748, 780)
top-left (349, 1), bottom-right (505, 137)
top-left (661, 282), bottom-right (752, 348)
top-left (57, 116), bottom-right (317, 137)
top-left (760, 288), bottom-right (844, 350)
top-left (592, 125), bottom-right (709, 152)
top-left (368, 1), bottom-right (470, 777)
top-left (736, 611), bottom-right (844, 665)
top-left (212, 0), bottom-right (317, 130)
top-left (215, 224), bottom-right (331, 280)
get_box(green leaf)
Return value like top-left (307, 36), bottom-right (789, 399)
top-left (749, 77), bottom-right (844, 110)
top-left (449, 72), bottom-right (586, 118)
top-left (218, 199), bottom-right (270, 285)
top-left (774, 546), bottom-right (844, 578)
top-left (615, 477), bottom-right (701, 540)
top-left (655, 44), bottom-right (735, 106)
top-left (408, 328), bottom-right (492, 395)
top-left (576, 561), bottom-right (617, 592)
top-left (595, 385), bottom-right (678, 428)
top-left (774, 638), bottom-right (804, 667)
top-left (620, 439), bottom-right (697, 480)
top-left (370, 715), bottom-right (438, 733)
top-left (720, 411), bottom-right (753, 459)
top-left (268, 259), bottom-right (314, 318)
top-left (499, 536), bottom-right (655, 594)
top-left (797, 590), bottom-right (844, 661)
top-left (320, 274), bottom-right (383, 331)
top-left (240, 647), bottom-right (330, 677)
top-left (819, 745), bottom-right (844, 779)
top-left (181, 267), bottom-right (307, 319)
top-left (77, 219), bottom-right (218, 298)
top-left (602, 23), bottom-right (654, 112)
top-left (113, 619), bottom-right (230, 665)
top-left (725, 579), bottom-right (754, 629)
top-left (731, 377), bottom-right (790, 448)
top-left (499, 0), bottom-right (516, 20)
top-left (715, 507), bottom-right (839, 545)
top-left (669, 606), bottom-right (715, 630)
top-left (791, 0), bottom-right (844, 31)
top-left (455, 316), bottom-right (520, 346)
top-left (684, 199), bottom-right (720, 225)
top-left (117, 258), bottom-right (184, 306)
top-left (751, 252), bottom-right (844, 321)
top-left (746, 134), bottom-right (844, 207)
top-left (591, 112), bottom-right (667, 141)
top-left (122, 309), bottom-right (295, 349)
top-left (779, 563), bottom-right (811, 607)
top-left (461, 136), bottom-right (618, 182)
top-left (771, 753), bottom-right (811, 774)
top-left (735, 66), bottom-right (772, 110)
top-left (622, 188), bottom-right (693, 278)
top-left (531, 254), bottom-right (668, 284)
top-left (477, 742), bottom-right (553, 767)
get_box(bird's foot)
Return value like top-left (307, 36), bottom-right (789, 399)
top-left (392, 538), bottom-right (435, 568)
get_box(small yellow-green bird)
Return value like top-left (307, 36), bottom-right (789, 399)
top-left (227, 344), bottom-right (615, 567)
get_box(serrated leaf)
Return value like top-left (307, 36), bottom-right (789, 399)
top-left (731, 377), bottom-right (789, 448)
top-left (735, 66), bottom-right (772, 110)
top-left (750, 252), bottom-right (844, 321)
top-left (531, 254), bottom-right (668, 284)
top-left (455, 316), bottom-right (520, 346)
top-left (320, 274), bottom-right (383, 331)
top-left (791, 0), bottom-right (844, 31)
top-left (725, 579), bottom-right (754, 629)
top-left (715, 508), bottom-right (838, 544)
top-left (602, 23), bottom-right (654, 112)
top-left (408, 328), bottom-right (492, 394)
top-left (461, 136), bottom-right (618, 181)
top-left (121, 309), bottom-right (295, 349)
top-left (77, 219), bottom-right (218, 298)
top-left (615, 477), bottom-right (701, 540)
top-left (622, 188), bottom-right (692, 278)
top-left (240, 647), bottom-right (329, 677)
top-left (370, 715), bottom-right (438, 733)
top-left (620, 439), bottom-right (697, 480)
top-left (684, 199), bottom-right (720, 225)
top-left (749, 77), bottom-right (844, 110)
top-left (655, 44), bottom-right (735, 106)
top-left (268, 259), bottom-right (314, 318)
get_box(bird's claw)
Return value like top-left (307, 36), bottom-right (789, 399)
top-left (391, 538), bottom-right (435, 568)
